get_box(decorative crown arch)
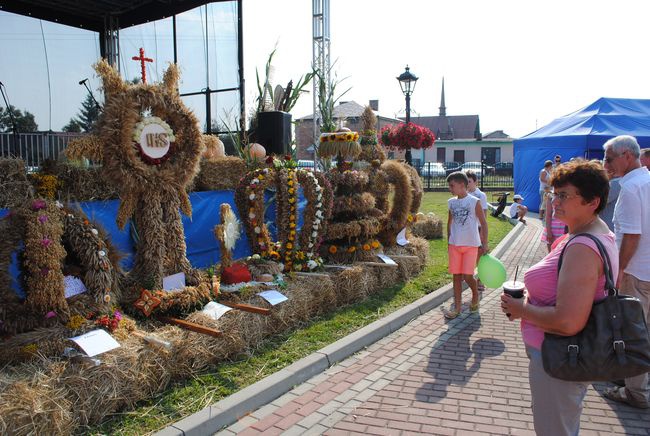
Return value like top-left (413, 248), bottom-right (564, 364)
top-left (235, 166), bottom-right (333, 272)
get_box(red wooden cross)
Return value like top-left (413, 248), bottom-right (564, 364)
top-left (132, 47), bottom-right (153, 84)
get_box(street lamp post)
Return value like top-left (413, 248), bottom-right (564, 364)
top-left (397, 65), bottom-right (418, 166)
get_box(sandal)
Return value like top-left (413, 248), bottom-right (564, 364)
top-left (443, 307), bottom-right (460, 320)
top-left (603, 386), bottom-right (649, 409)
top-left (470, 302), bottom-right (480, 313)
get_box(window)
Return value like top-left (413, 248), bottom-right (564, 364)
top-left (436, 147), bottom-right (445, 163)
top-left (481, 147), bottom-right (500, 165)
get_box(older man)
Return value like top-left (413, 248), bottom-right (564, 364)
top-left (641, 148), bottom-right (650, 169)
top-left (602, 135), bottom-right (650, 409)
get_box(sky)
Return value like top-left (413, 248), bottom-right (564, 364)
top-left (2, 0), bottom-right (650, 138)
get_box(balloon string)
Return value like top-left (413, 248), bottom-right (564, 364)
top-left (513, 265), bottom-right (519, 283)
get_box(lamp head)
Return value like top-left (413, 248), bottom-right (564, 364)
top-left (397, 65), bottom-right (418, 96)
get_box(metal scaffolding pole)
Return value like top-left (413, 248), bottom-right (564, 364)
top-left (312, 0), bottom-right (330, 164)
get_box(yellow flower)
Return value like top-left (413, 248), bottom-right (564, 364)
top-left (288, 180), bottom-right (294, 186)
top-left (329, 245), bottom-right (337, 254)
top-left (407, 214), bottom-right (413, 222)
top-left (371, 240), bottom-right (380, 249)
top-left (21, 343), bottom-right (38, 354)
top-left (347, 246), bottom-right (356, 253)
top-left (286, 242), bottom-right (293, 249)
top-left (66, 314), bottom-right (86, 330)
top-left (258, 175), bottom-right (265, 180)
top-left (288, 188), bottom-right (295, 194)
top-left (363, 244), bottom-right (371, 251)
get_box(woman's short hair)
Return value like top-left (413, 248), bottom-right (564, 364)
top-left (603, 135), bottom-right (641, 159)
top-left (549, 159), bottom-right (609, 214)
top-left (544, 160), bottom-right (553, 168)
top-left (446, 171), bottom-right (469, 186)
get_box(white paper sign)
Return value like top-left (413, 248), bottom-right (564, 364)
top-left (201, 301), bottom-right (232, 320)
top-left (257, 290), bottom-right (288, 306)
top-left (69, 329), bottom-right (121, 357)
top-left (396, 227), bottom-right (409, 246)
top-left (377, 254), bottom-right (397, 265)
top-left (64, 275), bottom-right (87, 298)
top-left (163, 272), bottom-right (186, 292)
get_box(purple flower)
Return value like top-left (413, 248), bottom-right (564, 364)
top-left (45, 311), bottom-right (57, 319)
top-left (32, 199), bottom-right (47, 210)
top-left (41, 267), bottom-right (49, 276)
top-left (113, 310), bottom-right (122, 321)
top-left (41, 238), bottom-right (51, 247)
top-left (38, 215), bottom-right (48, 224)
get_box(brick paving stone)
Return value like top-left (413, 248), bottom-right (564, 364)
top-left (220, 219), bottom-right (650, 435)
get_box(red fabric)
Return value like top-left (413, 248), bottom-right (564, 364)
top-left (221, 263), bottom-right (252, 284)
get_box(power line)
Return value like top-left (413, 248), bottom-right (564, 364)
top-left (39, 20), bottom-right (52, 130)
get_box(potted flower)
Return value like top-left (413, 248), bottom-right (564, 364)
top-left (379, 122), bottom-right (435, 164)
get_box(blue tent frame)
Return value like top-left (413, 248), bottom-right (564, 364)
top-left (513, 98), bottom-right (650, 212)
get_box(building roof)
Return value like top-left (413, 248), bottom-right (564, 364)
top-left (297, 101), bottom-right (402, 123)
top-left (483, 130), bottom-right (511, 139)
top-left (403, 115), bottom-right (480, 140)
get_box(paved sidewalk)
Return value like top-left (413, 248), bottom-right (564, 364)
top-left (217, 218), bottom-right (650, 436)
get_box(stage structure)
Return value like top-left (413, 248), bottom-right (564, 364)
top-left (1, 0), bottom-right (245, 135)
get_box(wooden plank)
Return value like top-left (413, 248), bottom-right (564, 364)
top-left (220, 301), bottom-right (272, 316)
top-left (388, 255), bottom-right (419, 260)
top-left (357, 261), bottom-right (398, 269)
top-left (294, 271), bottom-right (331, 279)
top-left (323, 265), bottom-right (353, 271)
top-left (158, 316), bottom-right (223, 337)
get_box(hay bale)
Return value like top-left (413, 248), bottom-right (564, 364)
top-left (411, 213), bottom-right (443, 239)
top-left (55, 164), bottom-right (119, 201)
top-left (0, 158), bottom-right (32, 208)
top-left (0, 363), bottom-right (74, 436)
top-left (194, 157), bottom-right (246, 191)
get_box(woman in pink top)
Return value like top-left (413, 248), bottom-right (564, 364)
top-left (501, 159), bottom-right (619, 436)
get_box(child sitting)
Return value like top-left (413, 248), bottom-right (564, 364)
top-left (444, 171), bottom-right (488, 319)
top-left (509, 194), bottom-right (528, 224)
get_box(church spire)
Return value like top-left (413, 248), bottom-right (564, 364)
top-left (439, 77), bottom-right (447, 117)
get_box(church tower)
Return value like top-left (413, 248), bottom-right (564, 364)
top-left (439, 77), bottom-right (447, 117)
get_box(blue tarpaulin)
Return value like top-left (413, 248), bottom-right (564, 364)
top-left (2, 189), bottom-right (305, 299)
top-left (513, 98), bottom-right (650, 212)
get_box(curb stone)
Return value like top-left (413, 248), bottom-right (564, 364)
top-left (156, 222), bottom-right (525, 436)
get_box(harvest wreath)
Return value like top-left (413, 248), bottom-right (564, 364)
top-left (0, 199), bottom-right (122, 335)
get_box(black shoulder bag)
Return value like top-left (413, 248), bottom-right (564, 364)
top-left (541, 233), bottom-right (650, 382)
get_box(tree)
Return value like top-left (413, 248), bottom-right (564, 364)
top-left (62, 118), bottom-right (83, 133)
top-left (74, 93), bottom-right (100, 132)
top-left (0, 105), bottom-right (38, 132)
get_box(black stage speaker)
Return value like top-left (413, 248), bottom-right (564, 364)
top-left (256, 111), bottom-right (292, 155)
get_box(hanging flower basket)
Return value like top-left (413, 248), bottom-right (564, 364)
top-left (379, 123), bottom-right (435, 151)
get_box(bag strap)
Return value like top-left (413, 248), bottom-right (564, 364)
top-left (557, 232), bottom-right (617, 296)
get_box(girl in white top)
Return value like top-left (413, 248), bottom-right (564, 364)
top-left (445, 172), bottom-right (488, 319)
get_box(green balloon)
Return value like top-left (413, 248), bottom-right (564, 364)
top-left (477, 254), bottom-right (507, 288)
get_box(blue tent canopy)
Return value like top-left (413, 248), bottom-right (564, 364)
top-left (513, 98), bottom-right (650, 212)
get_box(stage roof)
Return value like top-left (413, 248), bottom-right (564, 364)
top-left (1, 0), bottom-right (229, 32)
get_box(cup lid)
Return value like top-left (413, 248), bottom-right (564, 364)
top-left (503, 280), bottom-right (524, 289)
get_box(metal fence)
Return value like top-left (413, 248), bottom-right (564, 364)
top-left (0, 132), bottom-right (86, 168)
top-left (419, 161), bottom-right (514, 192)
